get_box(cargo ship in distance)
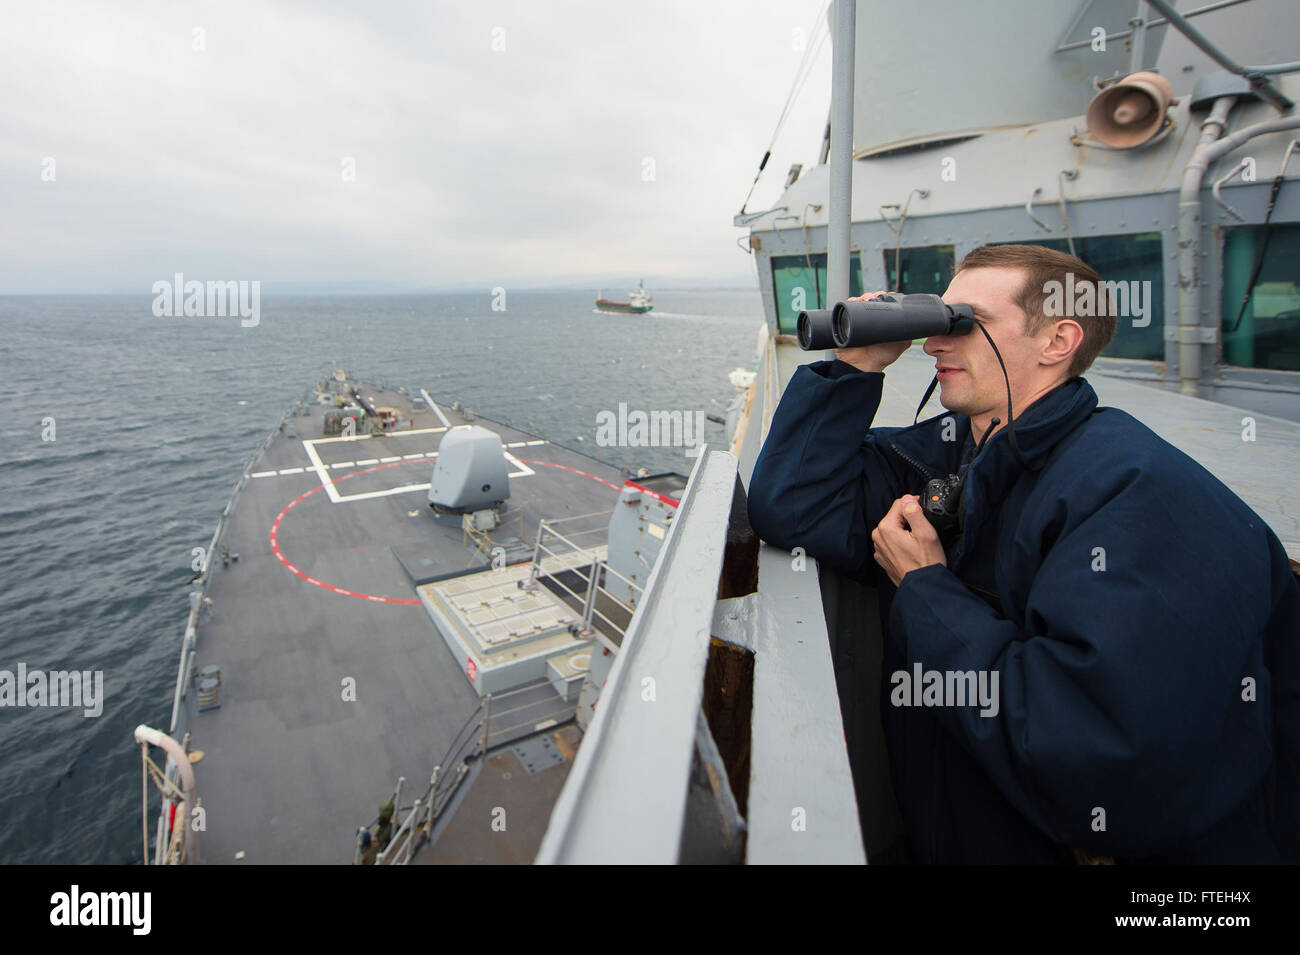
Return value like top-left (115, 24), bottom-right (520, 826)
top-left (594, 280), bottom-right (653, 314)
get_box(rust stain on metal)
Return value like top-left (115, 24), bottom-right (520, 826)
top-left (551, 729), bottom-right (577, 762)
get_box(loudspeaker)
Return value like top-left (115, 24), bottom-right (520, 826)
top-left (1085, 71), bottom-right (1174, 148)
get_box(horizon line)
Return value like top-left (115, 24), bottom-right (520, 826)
top-left (0, 283), bottom-right (760, 296)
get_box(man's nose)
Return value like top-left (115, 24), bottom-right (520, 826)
top-left (924, 336), bottom-right (950, 356)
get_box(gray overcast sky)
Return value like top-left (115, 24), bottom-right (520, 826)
top-left (0, 0), bottom-right (832, 293)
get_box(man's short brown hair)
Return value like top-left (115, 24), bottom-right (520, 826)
top-left (954, 244), bottom-right (1117, 378)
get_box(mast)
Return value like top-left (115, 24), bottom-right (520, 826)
top-left (825, 0), bottom-right (855, 359)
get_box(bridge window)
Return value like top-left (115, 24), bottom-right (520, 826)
top-left (771, 253), bottom-right (863, 335)
top-left (992, 234), bottom-right (1165, 361)
top-left (1221, 224), bottom-right (1300, 372)
top-left (883, 245), bottom-right (955, 294)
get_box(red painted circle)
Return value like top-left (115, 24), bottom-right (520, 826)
top-left (269, 456), bottom-right (619, 604)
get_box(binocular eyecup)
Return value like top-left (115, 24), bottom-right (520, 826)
top-left (796, 293), bottom-right (975, 350)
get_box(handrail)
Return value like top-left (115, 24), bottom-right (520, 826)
top-left (539, 509), bottom-right (613, 526)
top-left (360, 677), bottom-right (584, 864)
top-left (528, 520), bottom-right (643, 642)
top-left (1143, 0), bottom-right (1294, 110)
top-left (536, 448), bottom-right (737, 863)
top-left (1055, 0), bottom-right (1252, 53)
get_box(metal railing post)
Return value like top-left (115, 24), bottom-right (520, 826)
top-left (405, 798), bottom-right (421, 863)
top-left (582, 558), bottom-right (601, 629)
top-left (529, 521), bottom-right (547, 581)
top-left (425, 767), bottom-right (440, 836)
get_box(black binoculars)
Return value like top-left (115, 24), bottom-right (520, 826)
top-left (796, 293), bottom-right (975, 350)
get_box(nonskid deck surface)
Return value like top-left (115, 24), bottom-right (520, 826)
top-left (416, 724), bottom-right (583, 865)
top-left (185, 384), bottom-right (628, 864)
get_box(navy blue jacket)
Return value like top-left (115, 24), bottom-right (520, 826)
top-left (747, 359), bottom-right (1300, 863)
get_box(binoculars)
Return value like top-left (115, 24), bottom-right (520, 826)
top-left (796, 293), bottom-right (975, 350)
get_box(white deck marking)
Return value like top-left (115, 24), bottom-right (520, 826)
top-left (278, 467), bottom-right (304, 475)
top-left (251, 470), bottom-right (277, 478)
top-left (390, 427), bottom-right (449, 438)
top-left (319, 452), bottom-right (532, 503)
top-left (301, 439), bottom-right (342, 503)
top-left (307, 425), bottom-right (448, 448)
top-left (299, 423), bottom-right (533, 504)
top-left (504, 451), bottom-right (535, 478)
top-left (337, 482), bottom-right (435, 503)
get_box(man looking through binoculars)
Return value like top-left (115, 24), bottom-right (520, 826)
top-left (747, 243), bottom-right (1300, 864)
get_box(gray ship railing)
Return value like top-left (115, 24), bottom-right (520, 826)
top-left (356, 678), bottom-right (585, 865)
top-left (526, 515), bottom-right (642, 642)
top-left (536, 446), bottom-right (866, 864)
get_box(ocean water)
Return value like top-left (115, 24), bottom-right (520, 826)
top-left (0, 289), bottom-right (760, 864)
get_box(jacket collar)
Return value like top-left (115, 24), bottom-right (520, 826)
top-left (888, 376), bottom-right (1099, 487)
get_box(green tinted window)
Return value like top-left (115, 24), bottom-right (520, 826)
top-left (771, 253), bottom-right (863, 335)
top-left (1221, 224), bottom-right (1300, 372)
top-left (992, 234), bottom-right (1165, 360)
top-left (884, 245), bottom-right (955, 293)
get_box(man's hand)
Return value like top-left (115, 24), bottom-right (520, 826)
top-left (835, 290), bottom-right (914, 373)
top-left (871, 495), bottom-right (947, 587)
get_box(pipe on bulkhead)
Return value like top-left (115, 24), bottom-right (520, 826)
top-left (1176, 95), bottom-right (1236, 397)
top-left (1176, 102), bottom-right (1300, 395)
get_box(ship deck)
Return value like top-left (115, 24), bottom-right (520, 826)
top-left (416, 724), bottom-right (583, 864)
top-left (181, 381), bottom-right (630, 864)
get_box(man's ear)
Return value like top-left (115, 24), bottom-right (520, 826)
top-left (1040, 319), bottom-right (1083, 370)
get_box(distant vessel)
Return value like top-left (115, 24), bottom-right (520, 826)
top-left (595, 280), bottom-right (653, 313)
